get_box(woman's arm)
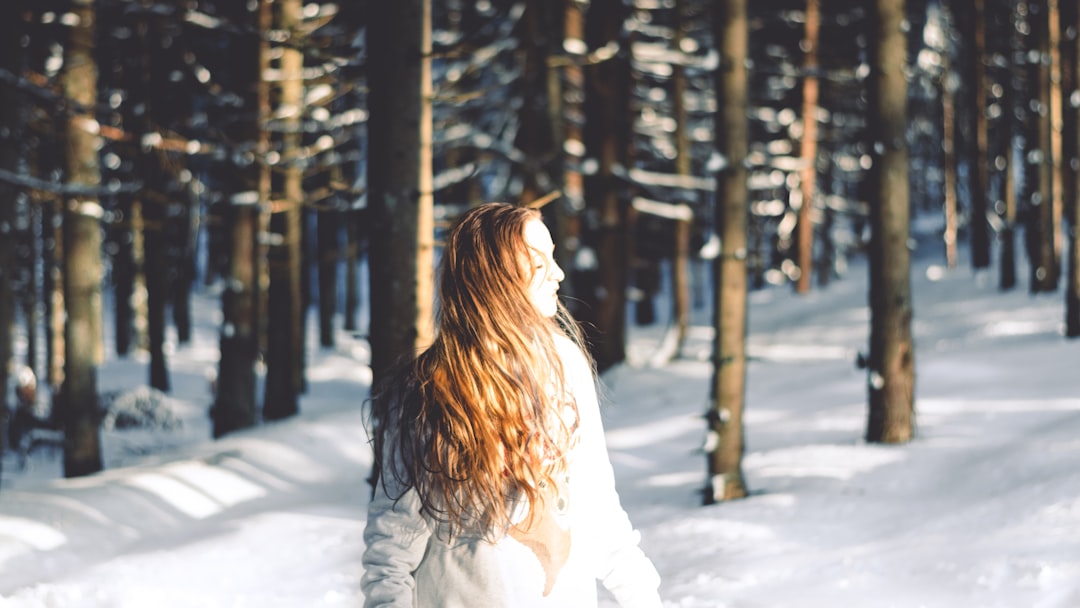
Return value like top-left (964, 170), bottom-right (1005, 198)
top-left (557, 337), bottom-right (663, 608)
top-left (361, 461), bottom-right (432, 607)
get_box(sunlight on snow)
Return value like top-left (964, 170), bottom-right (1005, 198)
top-left (977, 319), bottom-right (1063, 338)
top-left (123, 460), bottom-right (265, 520)
top-left (605, 415), bottom-right (700, 450)
top-left (0, 516), bottom-right (67, 551)
top-left (747, 445), bottom-right (906, 481)
top-left (920, 398), bottom-right (1080, 415)
top-left (748, 343), bottom-right (854, 362)
top-left (642, 471), bottom-right (703, 488)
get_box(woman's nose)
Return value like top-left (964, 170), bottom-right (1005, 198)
top-left (552, 262), bottom-right (565, 283)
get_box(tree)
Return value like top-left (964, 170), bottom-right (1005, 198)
top-left (1027, 0), bottom-right (1061, 293)
top-left (865, 0), bottom-right (915, 444)
top-left (264, 0), bottom-right (305, 421)
top-left (516, 0), bottom-right (561, 208)
top-left (993, 0), bottom-right (1019, 290)
top-left (580, 0), bottom-right (632, 372)
top-left (796, 0), bottom-right (821, 293)
top-left (957, 0), bottom-right (992, 269)
top-left (367, 0), bottom-right (435, 386)
top-left (706, 0), bottom-right (749, 504)
top-left (134, 12), bottom-right (170, 393)
top-left (58, 0), bottom-right (104, 476)
top-left (1068, 0), bottom-right (1080, 337)
top-left (317, 206), bottom-right (340, 347)
top-left (212, 1), bottom-right (264, 438)
top-left (1044, 0), bottom-right (1064, 289)
top-left (0, 0), bottom-right (24, 482)
top-left (553, 0), bottom-right (587, 310)
top-left (670, 0), bottom-right (693, 354)
top-left (942, 29), bottom-right (960, 269)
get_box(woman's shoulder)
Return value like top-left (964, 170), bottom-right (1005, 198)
top-left (552, 332), bottom-right (586, 364)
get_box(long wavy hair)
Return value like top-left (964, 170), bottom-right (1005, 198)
top-left (369, 202), bottom-right (589, 540)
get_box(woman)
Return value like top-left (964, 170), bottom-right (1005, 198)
top-left (362, 202), bottom-right (662, 607)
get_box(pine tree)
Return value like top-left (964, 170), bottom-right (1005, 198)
top-left (706, 0), bottom-right (750, 504)
top-left (865, 0), bottom-right (915, 444)
top-left (58, 0), bottom-right (104, 476)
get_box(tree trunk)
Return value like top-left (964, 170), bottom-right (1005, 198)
top-left (112, 194), bottom-right (135, 356)
top-left (670, 0), bottom-right (691, 355)
top-left (264, 0), bottom-right (304, 421)
top-left (136, 16), bottom-right (169, 393)
top-left (960, 0), bottom-right (992, 268)
top-left (1069, 181), bottom-right (1080, 335)
top-left (212, 1), bottom-right (263, 438)
top-left (130, 199), bottom-right (148, 351)
top-left (344, 213), bottom-right (360, 333)
top-left (796, 0), bottom-right (821, 292)
top-left (554, 0), bottom-right (586, 313)
top-left (23, 202), bottom-right (40, 374)
top-left (1029, 0), bottom-right (1060, 293)
top-left (367, 0), bottom-right (435, 386)
top-left (170, 188), bottom-right (197, 346)
top-left (45, 197), bottom-right (65, 392)
top-left (1046, 0), bottom-right (1065, 286)
top-left (144, 193), bottom-right (170, 392)
top-left (1059, 0), bottom-right (1077, 253)
top-left (706, 0), bottom-right (750, 505)
top-left (581, 0), bottom-right (632, 372)
top-left (0, 0), bottom-right (22, 482)
top-left (942, 44), bottom-right (960, 269)
top-left (866, 0), bottom-right (915, 444)
top-left (59, 0), bottom-right (104, 476)
top-left (517, 0), bottom-right (560, 208)
top-left (999, 0), bottom-right (1019, 291)
top-left (318, 208), bottom-right (340, 347)
top-left (1067, 0), bottom-right (1080, 337)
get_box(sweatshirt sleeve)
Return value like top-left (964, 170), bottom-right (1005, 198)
top-left (557, 337), bottom-right (663, 608)
top-left (361, 457), bottom-right (432, 607)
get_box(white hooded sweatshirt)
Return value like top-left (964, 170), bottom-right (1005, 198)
top-left (361, 335), bottom-right (662, 608)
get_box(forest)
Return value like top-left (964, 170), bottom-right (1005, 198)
top-left (0, 0), bottom-right (1078, 507)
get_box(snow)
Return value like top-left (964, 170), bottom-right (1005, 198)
top-left (2, 241), bottom-right (1080, 608)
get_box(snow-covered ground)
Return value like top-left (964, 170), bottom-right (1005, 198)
top-left (2, 241), bottom-right (1079, 607)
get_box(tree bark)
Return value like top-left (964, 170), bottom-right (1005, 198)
top-left (59, 0), bottom-right (104, 476)
top-left (367, 0), bottom-right (435, 386)
top-left (112, 193), bottom-right (136, 356)
top-left (554, 0), bottom-right (586, 314)
top-left (581, 0), bottom-right (632, 372)
top-left (796, 0), bottom-right (821, 292)
top-left (318, 208), bottom-right (340, 347)
top-left (344, 212), bottom-right (361, 333)
top-left (45, 197), bottom-right (65, 393)
top-left (136, 16), bottom-right (169, 393)
top-left (170, 189), bottom-right (197, 346)
top-left (999, 0), bottom-right (1020, 291)
top-left (706, 0), bottom-right (750, 504)
top-left (517, 0), bottom-right (560, 207)
top-left (959, 0), bottom-right (992, 268)
top-left (942, 36), bottom-right (959, 269)
top-left (0, 0), bottom-right (22, 481)
top-left (212, 1), bottom-right (264, 438)
top-left (264, 0), bottom-right (305, 421)
top-left (866, 0), bottom-right (915, 444)
top-left (1028, 0), bottom-right (1060, 293)
top-left (1046, 0), bottom-right (1065, 286)
top-left (144, 193), bottom-right (170, 392)
top-left (1067, 0), bottom-right (1080, 337)
top-left (670, 0), bottom-right (691, 355)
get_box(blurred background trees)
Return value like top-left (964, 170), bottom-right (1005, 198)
top-left (0, 1), bottom-right (1077, 506)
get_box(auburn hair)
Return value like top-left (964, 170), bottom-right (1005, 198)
top-left (369, 202), bottom-right (588, 540)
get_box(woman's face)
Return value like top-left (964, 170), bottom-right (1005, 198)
top-left (522, 218), bottom-right (565, 318)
